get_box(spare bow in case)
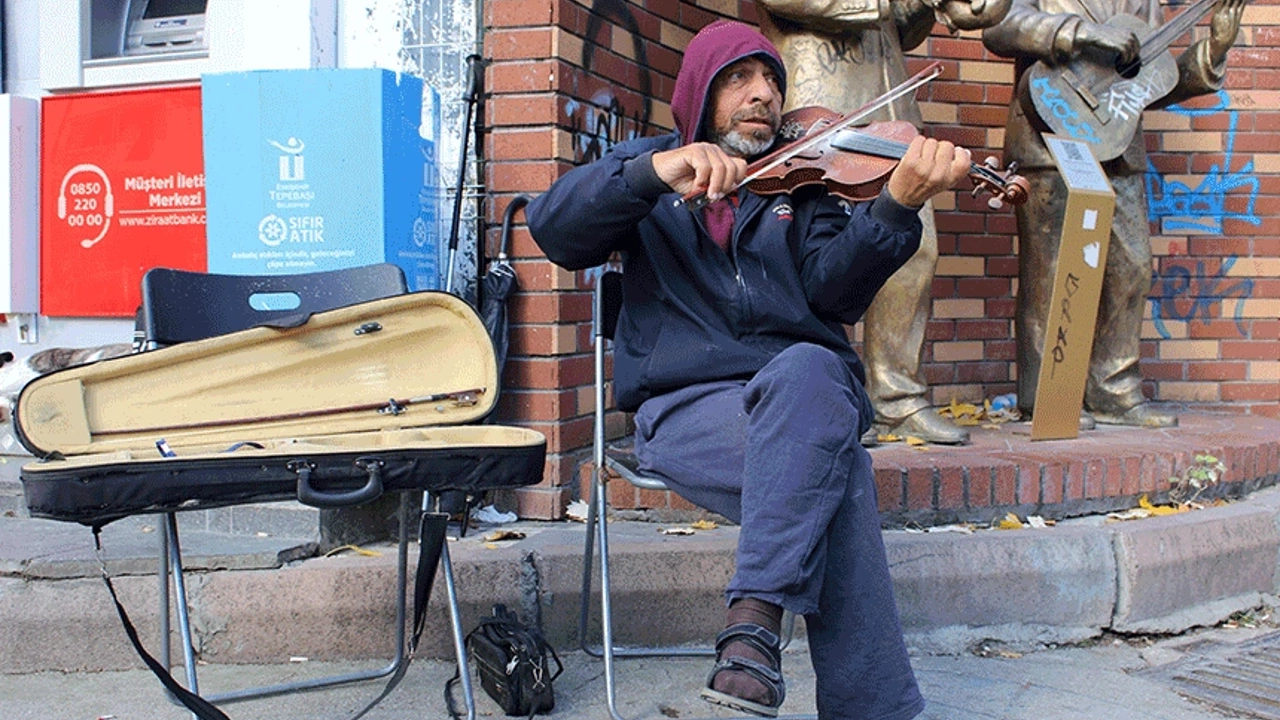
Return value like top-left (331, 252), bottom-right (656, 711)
top-left (17, 291), bottom-right (546, 527)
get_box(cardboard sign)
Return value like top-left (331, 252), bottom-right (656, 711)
top-left (39, 86), bottom-right (207, 317)
top-left (202, 69), bottom-right (441, 291)
top-left (1031, 135), bottom-right (1117, 441)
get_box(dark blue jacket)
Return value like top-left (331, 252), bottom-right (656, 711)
top-left (526, 132), bottom-right (923, 427)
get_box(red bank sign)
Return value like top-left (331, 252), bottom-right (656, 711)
top-left (40, 86), bottom-right (207, 317)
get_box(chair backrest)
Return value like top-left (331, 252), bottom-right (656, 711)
top-left (593, 270), bottom-right (624, 342)
top-left (140, 264), bottom-right (409, 348)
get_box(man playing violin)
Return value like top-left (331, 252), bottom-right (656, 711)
top-left (983, 0), bottom-right (1245, 428)
top-left (527, 20), bottom-right (969, 719)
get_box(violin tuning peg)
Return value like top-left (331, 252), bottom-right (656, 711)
top-left (987, 196), bottom-right (1004, 211)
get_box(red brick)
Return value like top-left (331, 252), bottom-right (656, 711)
top-left (874, 466), bottom-right (904, 512)
top-left (1040, 464), bottom-right (1063, 506)
top-left (993, 464), bottom-right (1016, 505)
top-left (957, 234), bottom-right (1014, 255)
top-left (1222, 383), bottom-right (1280, 402)
top-left (515, 486), bottom-right (571, 519)
top-left (1063, 459), bottom-right (1084, 501)
top-left (504, 354), bottom-right (594, 392)
top-left (1083, 459), bottom-right (1106, 499)
top-left (636, 487), bottom-right (667, 509)
top-left (939, 467), bottom-right (964, 509)
top-left (541, 454), bottom-right (577, 488)
top-left (487, 0), bottom-right (556, 27)
top-left (488, 28), bottom-right (555, 61)
top-left (496, 388), bottom-right (578, 422)
top-left (1104, 457), bottom-right (1124, 497)
top-left (957, 278), bottom-right (1012, 298)
top-left (1139, 452), bottom-right (1159, 494)
top-left (967, 466), bottom-right (992, 508)
top-left (1016, 462), bottom-right (1039, 505)
top-left (986, 257), bottom-right (1018, 277)
top-left (957, 104), bottom-right (1009, 128)
top-left (907, 467), bottom-right (934, 511)
top-left (932, 81), bottom-right (985, 104)
top-left (1221, 342), bottom-right (1280, 362)
top-left (1188, 362), bottom-right (1246, 381)
top-left (490, 160), bottom-right (562, 193)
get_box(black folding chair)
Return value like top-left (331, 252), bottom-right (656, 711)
top-left (136, 265), bottom-right (478, 717)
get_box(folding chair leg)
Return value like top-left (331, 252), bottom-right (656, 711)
top-left (441, 535), bottom-right (476, 720)
top-left (159, 498), bottom-right (418, 706)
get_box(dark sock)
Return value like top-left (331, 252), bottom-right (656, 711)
top-left (712, 598), bottom-right (783, 705)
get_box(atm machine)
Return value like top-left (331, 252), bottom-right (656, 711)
top-left (123, 0), bottom-right (208, 57)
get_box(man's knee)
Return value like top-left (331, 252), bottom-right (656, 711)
top-left (748, 343), bottom-right (855, 402)
top-left (771, 343), bottom-right (847, 379)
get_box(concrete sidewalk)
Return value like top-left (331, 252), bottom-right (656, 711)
top-left (5, 484), bottom-right (1280, 675)
top-left (4, 622), bottom-right (1278, 719)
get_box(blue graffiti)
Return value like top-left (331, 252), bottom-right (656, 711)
top-left (1146, 91), bottom-right (1260, 232)
top-left (1149, 256), bottom-right (1254, 339)
top-left (1030, 77), bottom-right (1100, 144)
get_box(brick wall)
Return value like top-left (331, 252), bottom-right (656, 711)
top-left (484, 0), bottom-right (1280, 519)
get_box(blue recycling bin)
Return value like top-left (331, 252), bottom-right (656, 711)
top-left (201, 68), bottom-right (441, 291)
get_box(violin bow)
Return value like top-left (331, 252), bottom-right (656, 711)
top-left (677, 61), bottom-right (945, 211)
top-left (93, 388), bottom-right (487, 438)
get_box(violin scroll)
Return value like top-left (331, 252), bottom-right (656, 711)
top-left (971, 157), bottom-right (1029, 210)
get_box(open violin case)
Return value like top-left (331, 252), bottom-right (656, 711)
top-left (16, 291), bottom-right (546, 528)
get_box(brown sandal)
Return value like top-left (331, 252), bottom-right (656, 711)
top-left (699, 623), bottom-right (786, 718)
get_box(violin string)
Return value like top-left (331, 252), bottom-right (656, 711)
top-left (835, 131), bottom-right (1013, 194)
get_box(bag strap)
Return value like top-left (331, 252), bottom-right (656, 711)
top-left (93, 527), bottom-right (232, 720)
top-left (94, 510), bottom-right (451, 720)
top-left (348, 510), bottom-right (450, 720)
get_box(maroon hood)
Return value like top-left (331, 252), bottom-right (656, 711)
top-left (670, 20), bottom-right (786, 146)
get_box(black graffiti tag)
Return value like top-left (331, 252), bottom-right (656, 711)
top-left (574, 0), bottom-right (653, 164)
top-left (1050, 272), bottom-right (1081, 379)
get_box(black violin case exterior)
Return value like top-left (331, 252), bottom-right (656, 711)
top-left (16, 292), bottom-right (546, 528)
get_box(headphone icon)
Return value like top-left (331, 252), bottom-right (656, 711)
top-left (57, 163), bottom-right (115, 249)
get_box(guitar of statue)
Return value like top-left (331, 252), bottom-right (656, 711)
top-left (1019, 0), bottom-right (1219, 162)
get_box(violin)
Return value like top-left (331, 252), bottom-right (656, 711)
top-left (678, 62), bottom-right (1029, 211)
top-left (756, 109), bottom-right (1030, 209)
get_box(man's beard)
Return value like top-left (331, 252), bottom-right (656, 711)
top-left (710, 108), bottom-right (780, 158)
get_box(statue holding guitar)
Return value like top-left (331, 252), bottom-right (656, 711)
top-left (982, 0), bottom-right (1245, 429)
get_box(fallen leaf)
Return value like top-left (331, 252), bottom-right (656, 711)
top-left (1138, 494), bottom-right (1185, 516)
top-left (689, 519), bottom-right (718, 530)
top-left (905, 436), bottom-right (927, 446)
top-left (1026, 515), bottom-right (1049, 529)
top-left (997, 512), bottom-right (1024, 530)
top-left (482, 529), bottom-right (526, 542)
top-left (323, 544), bottom-right (382, 558)
top-left (878, 433), bottom-right (902, 443)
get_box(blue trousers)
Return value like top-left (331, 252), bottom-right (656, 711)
top-left (634, 343), bottom-right (924, 720)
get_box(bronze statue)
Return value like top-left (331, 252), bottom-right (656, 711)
top-left (983, 0), bottom-right (1245, 427)
top-left (756, 0), bottom-right (1013, 444)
